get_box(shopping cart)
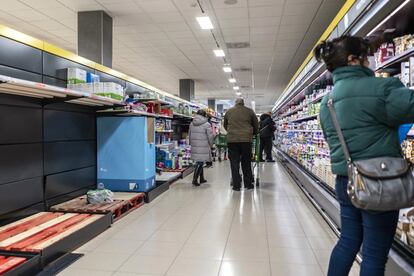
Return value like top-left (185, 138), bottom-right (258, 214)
top-left (215, 133), bottom-right (228, 162)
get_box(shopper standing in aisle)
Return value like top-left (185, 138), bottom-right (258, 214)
top-left (189, 110), bottom-right (214, 186)
top-left (224, 98), bottom-right (259, 191)
top-left (315, 36), bottom-right (414, 276)
top-left (259, 112), bottom-right (276, 162)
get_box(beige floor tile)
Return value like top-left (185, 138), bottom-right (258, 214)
top-left (135, 240), bottom-right (183, 257)
top-left (93, 239), bottom-right (144, 254)
top-left (270, 263), bottom-right (324, 276)
top-left (267, 225), bottom-right (306, 237)
top-left (57, 268), bottom-right (113, 276)
top-left (118, 255), bottom-right (175, 274)
top-left (307, 236), bottom-right (336, 250)
top-left (269, 247), bottom-right (318, 265)
top-left (267, 235), bottom-right (311, 249)
top-left (70, 252), bottom-right (130, 271)
top-left (166, 257), bottom-right (221, 276)
top-left (178, 242), bottom-right (225, 260)
top-left (223, 243), bottom-right (269, 261)
top-left (113, 273), bottom-right (163, 276)
top-left (149, 230), bottom-right (192, 242)
top-left (219, 261), bottom-right (271, 276)
top-left (75, 238), bottom-right (106, 253)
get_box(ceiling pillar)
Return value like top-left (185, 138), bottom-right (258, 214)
top-left (208, 98), bottom-right (216, 110)
top-left (78, 10), bottom-right (113, 67)
top-left (179, 79), bottom-right (194, 101)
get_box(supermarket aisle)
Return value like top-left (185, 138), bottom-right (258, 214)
top-left (58, 162), bottom-right (359, 276)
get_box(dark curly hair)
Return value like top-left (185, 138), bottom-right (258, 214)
top-left (196, 109), bottom-right (207, 117)
top-left (314, 36), bottom-right (373, 72)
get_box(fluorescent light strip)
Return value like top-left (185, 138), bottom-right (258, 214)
top-left (233, 86), bottom-right (239, 90)
top-left (214, 49), bottom-right (225, 57)
top-left (196, 16), bottom-right (214, 30)
top-left (367, 0), bottom-right (410, 36)
top-left (236, 92), bottom-right (242, 96)
top-left (229, 78), bottom-right (236, 83)
top-left (223, 66), bottom-right (232, 73)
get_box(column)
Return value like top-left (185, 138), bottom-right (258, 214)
top-left (179, 79), bottom-right (194, 101)
top-left (78, 11), bottom-right (113, 67)
top-left (208, 98), bottom-right (216, 110)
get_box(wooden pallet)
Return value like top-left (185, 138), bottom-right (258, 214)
top-left (50, 193), bottom-right (145, 221)
top-left (0, 212), bottom-right (102, 253)
top-left (0, 255), bottom-right (26, 275)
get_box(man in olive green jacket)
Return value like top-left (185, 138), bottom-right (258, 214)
top-left (224, 98), bottom-right (259, 191)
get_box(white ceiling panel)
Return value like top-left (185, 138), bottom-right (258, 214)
top-left (249, 5), bottom-right (283, 18)
top-left (57, 0), bottom-right (104, 12)
top-left (138, 0), bottom-right (178, 13)
top-left (0, 0), bottom-right (345, 107)
top-left (214, 8), bottom-right (248, 19)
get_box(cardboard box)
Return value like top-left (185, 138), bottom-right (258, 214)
top-left (87, 72), bottom-right (100, 83)
top-left (67, 68), bottom-right (87, 84)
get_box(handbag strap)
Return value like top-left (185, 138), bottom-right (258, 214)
top-left (327, 94), bottom-right (352, 164)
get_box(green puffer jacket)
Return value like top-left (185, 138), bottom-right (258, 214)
top-left (320, 66), bottom-right (414, 176)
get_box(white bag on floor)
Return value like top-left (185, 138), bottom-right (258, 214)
top-left (87, 189), bottom-right (114, 204)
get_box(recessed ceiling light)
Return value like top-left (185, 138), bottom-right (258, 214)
top-left (233, 86), bottom-right (240, 90)
top-left (214, 49), bottom-right (225, 57)
top-left (196, 16), bottom-right (214, 30)
top-left (236, 92), bottom-right (242, 96)
top-left (223, 66), bottom-right (232, 73)
top-left (229, 78), bottom-right (236, 83)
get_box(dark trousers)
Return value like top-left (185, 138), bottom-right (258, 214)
top-left (328, 176), bottom-right (399, 276)
top-left (228, 142), bottom-right (253, 188)
top-left (260, 137), bottom-right (273, 160)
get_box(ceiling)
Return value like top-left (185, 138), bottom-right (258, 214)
top-left (0, 0), bottom-right (344, 112)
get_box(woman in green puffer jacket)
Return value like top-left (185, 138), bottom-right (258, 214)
top-left (315, 36), bottom-right (414, 276)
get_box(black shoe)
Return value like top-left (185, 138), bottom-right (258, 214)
top-left (266, 159), bottom-right (276, 163)
top-left (259, 159), bottom-right (265, 162)
top-left (200, 178), bottom-right (207, 184)
top-left (192, 181), bottom-right (200, 186)
top-left (232, 187), bottom-right (241, 191)
top-left (245, 185), bottom-right (254, 190)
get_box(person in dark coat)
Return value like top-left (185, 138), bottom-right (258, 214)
top-left (259, 112), bottom-right (276, 162)
top-left (189, 110), bottom-right (214, 186)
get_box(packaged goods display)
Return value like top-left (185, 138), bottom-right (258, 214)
top-left (67, 68), bottom-right (86, 84)
top-left (68, 81), bottom-right (125, 100)
top-left (156, 140), bottom-right (192, 170)
top-left (403, 139), bottom-right (414, 163)
top-left (276, 81), bottom-right (336, 189)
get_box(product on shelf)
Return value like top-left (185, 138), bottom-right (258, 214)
top-left (67, 67), bottom-right (86, 84)
top-left (156, 139), bottom-right (192, 170)
top-left (394, 34), bottom-right (414, 55)
top-left (402, 139), bottom-right (414, 163)
top-left (376, 42), bottom-right (395, 66)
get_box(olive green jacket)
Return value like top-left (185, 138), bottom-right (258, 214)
top-left (224, 104), bottom-right (259, 143)
top-left (320, 66), bottom-right (414, 176)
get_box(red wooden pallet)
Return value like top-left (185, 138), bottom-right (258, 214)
top-left (0, 256), bottom-right (26, 275)
top-left (112, 193), bottom-right (145, 220)
top-left (0, 212), bottom-right (102, 253)
top-left (50, 192), bottom-right (145, 221)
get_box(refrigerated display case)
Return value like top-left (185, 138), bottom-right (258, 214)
top-left (273, 0), bottom-right (414, 274)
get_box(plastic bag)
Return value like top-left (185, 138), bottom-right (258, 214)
top-left (87, 189), bottom-right (114, 204)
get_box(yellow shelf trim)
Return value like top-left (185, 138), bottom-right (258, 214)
top-left (0, 23), bottom-right (188, 105)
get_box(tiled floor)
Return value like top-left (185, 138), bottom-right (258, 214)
top-left (58, 161), bottom-right (359, 276)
